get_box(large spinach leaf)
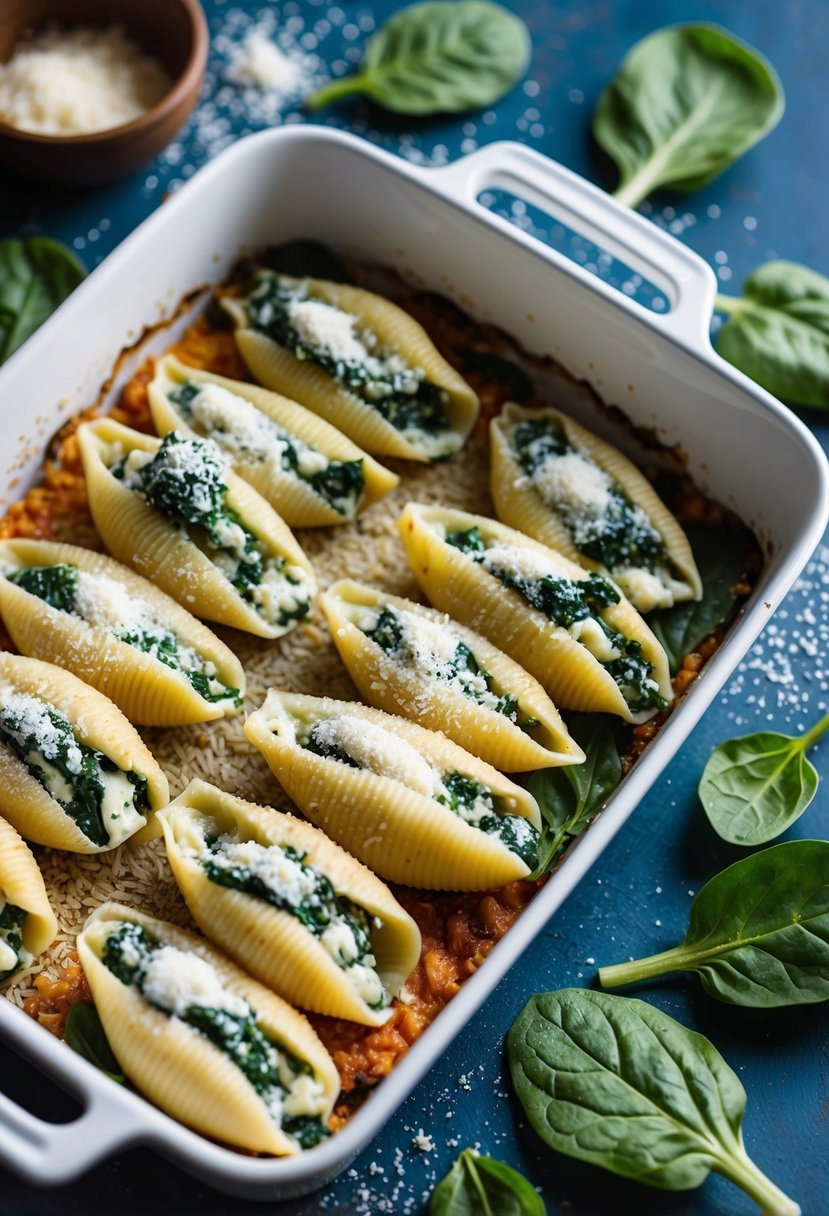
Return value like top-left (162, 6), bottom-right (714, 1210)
top-left (430, 1149), bottom-right (546, 1216)
top-left (647, 524), bottom-right (750, 674)
top-left (307, 2), bottom-right (530, 116)
top-left (599, 840), bottom-right (829, 1007)
top-left (0, 237), bottom-right (86, 365)
top-left (699, 712), bottom-right (829, 845)
top-left (715, 262), bottom-right (829, 408)
top-left (508, 989), bottom-right (798, 1211)
top-left (65, 1003), bottom-right (125, 1084)
top-left (527, 714), bottom-right (625, 879)
top-left (593, 25), bottom-right (783, 209)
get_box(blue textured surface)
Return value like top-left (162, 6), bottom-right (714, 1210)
top-left (1, 2), bottom-right (828, 1213)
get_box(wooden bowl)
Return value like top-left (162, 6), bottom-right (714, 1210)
top-left (0, 0), bottom-right (208, 187)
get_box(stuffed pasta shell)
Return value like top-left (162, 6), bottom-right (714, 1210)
top-left (244, 692), bottom-right (541, 891)
top-left (398, 504), bottom-right (673, 723)
top-left (158, 779), bottom-right (421, 1026)
top-left (0, 816), bottom-right (57, 981)
top-left (320, 579), bottom-right (584, 773)
top-left (78, 904), bottom-right (339, 1155)
top-left (491, 403), bottom-right (702, 612)
top-left (148, 355), bottom-right (399, 527)
top-left (222, 271), bottom-right (479, 462)
top-left (0, 539), bottom-right (245, 726)
top-left (76, 419), bottom-right (317, 639)
top-left (0, 654), bottom-right (168, 852)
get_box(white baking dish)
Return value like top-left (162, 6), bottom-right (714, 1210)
top-left (0, 127), bottom-right (825, 1200)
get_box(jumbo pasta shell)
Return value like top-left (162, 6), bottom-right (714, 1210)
top-left (0, 815), bottom-right (57, 958)
top-left (78, 903), bottom-right (339, 1156)
top-left (158, 779), bottom-right (421, 1026)
top-left (223, 273), bottom-right (479, 462)
top-left (491, 403), bottom-right (702, 612)
top-left (244, 691), bottom-right (541, 891)
top-left (148, 355), bottom-right (399, 527)
top-left (0, 654), bottom-right (168, 852)
top-left (398, 503), bottom-right (673, 724)
top-left (76, 418), bottom-right (316, 640)
top-left (320, 579), bottom-right (584, 772)
top-left (0, 539), bottom-right (245, 726)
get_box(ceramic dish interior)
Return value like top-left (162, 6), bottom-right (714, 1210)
top-left (0, 129), bottom-right (825, 1199)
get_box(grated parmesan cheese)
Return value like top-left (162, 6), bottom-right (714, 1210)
top-left (141, 944), bottom-right (248, 1019)
top-left (288, 298), bottom-right (375, 368)
top-left (0, 24), bottom-right (171, 137)
top-left (529, 449), bottom-right (613, 519)
top-left (311, 715), bottom-right (437, 797)
top-left (226, 33), bottom-right (303, 95)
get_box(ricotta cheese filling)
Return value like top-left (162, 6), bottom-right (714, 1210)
top-left (170, 380), bottom-right (364, 517)
top-left (510, 417), bottom-right (677, 603)
top-left (102, 921), bottom-right (330, 1147)
top-left (0, 686), bottom-right (148, 848)
top-left (301, 713), bottom-right (538, 865)
top-left (109, 432), bottom-right (313, 628)
top-left (5, 564), bottom-right (240, 708)
top-left (443, 525), bottom-right (665, 714)
top-left (242, 272), bottom-right (458, 459)
top-left (360, 604), bottom-right (536, 728)
top-left (0, 899), bottom-right (31, 979)
top-left (196, 826), bottom-right (387, 1010)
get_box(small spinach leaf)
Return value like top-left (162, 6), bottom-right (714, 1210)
top-left (65, 1003), bottom-right (125, 1083)
top-left (457, 349), bottom-right (533, 401)
top-left (0, 237), bottom-right (86, 365)
top-left (307, 1), bottom-right (531, 116)
top-left (593, 25), bottom-right (784, 209)
top-left (647, 524), bottom-right (750, 674)
top-left (260, 240), bottom-right (348, 283)
top-left (698, 712), bottom-right (829, 844)
top-left (527, 715), bottom-right (625, 879)
top-left (430, 1148), bottom-right (546, 1216)
top-left (715, 262), bottom-right (829, 408)
top-left (508, 989), bottom-right (799, 1211)
top-left (599, 839), bottom-right (829, 1007)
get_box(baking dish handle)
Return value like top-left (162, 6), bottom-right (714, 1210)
top-left (431, 142), bottom-right (717, 352)
top-left (0, 1086), bottom-right (139, 1184)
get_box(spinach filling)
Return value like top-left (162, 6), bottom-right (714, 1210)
top-left (103, 922), bottom-right (329, 1149)
top-left (244, 274), bottom-right (451, 439)
top-left (364, 606), bottom-right (538, 730)
top-left (201, 836), bottom-right (385, 1009)
top-left (8, 564), bottom-right (241, 707)
top-left (436, 772), bottom-right (539, 868)
top-left (0, 696), bottom-right (148, 847)
top-left (8, 563), bottom-right (78, 612)
top-left (111, 432), bottom-right (310, 627)
top-left (512, 418), bottom-right (667, 573)
top-left (303, 724), bottom-right (361, 769)
top-left (170, 382), bottom-right (365, 517)
top-left (445, 527), bottom-right (666, 714)
top-left (0, 903), bottom-right (28, 981)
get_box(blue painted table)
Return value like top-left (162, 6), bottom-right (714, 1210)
top-left (1, 2), bottom-right (827, 1212)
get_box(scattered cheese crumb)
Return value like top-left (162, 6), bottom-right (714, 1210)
top-left (227, 32), bottom-right (303, 95)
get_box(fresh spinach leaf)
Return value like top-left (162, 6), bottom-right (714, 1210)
top-left (65, 1003), bottom-right (125, 1084)
top-left (508, 989), bottom-right (799, 1212)
top-left (599, 839), bottom-right (829, 1007)
top-left (457, 348), bottom-right (533, 401)
top-left (307, 1), bottom-right (531, 116)
top-left (527, 715), bottom-right (625, 878)
top-left (0, 237), bottom-right (86, 365)
top-left (430, 1148), bottom-right (546, 1216)
top-left (647, 524), bottom-right (749, 674)
top-left (715, 261), bottom-right (829, 408)
top-left (260, 240), bottom-right (348, 283)
top-left (698, 712), bottom-right (829, 844)
top-left (593, 25), bottom-right (784, 209)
